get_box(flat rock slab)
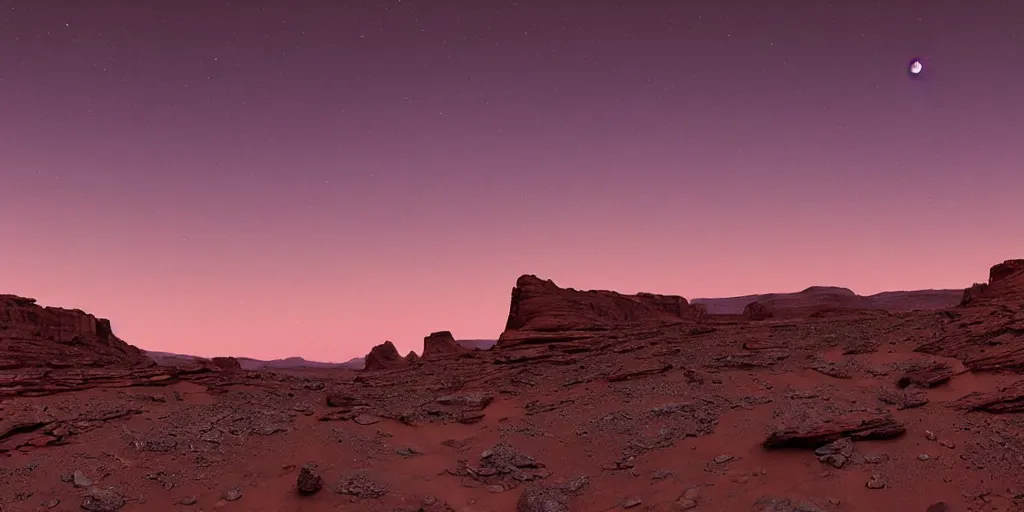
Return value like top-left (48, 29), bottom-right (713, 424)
top-left (951, 380), bottom-right (1024, 413)
top-left (763, 411), bottom-right (906, 449)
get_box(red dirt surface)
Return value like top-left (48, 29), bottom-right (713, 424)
top-left (3, 260), bottom-right (1024, 511)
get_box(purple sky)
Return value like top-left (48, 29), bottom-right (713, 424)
top-left (2, 0), bottom-right (1022, 362)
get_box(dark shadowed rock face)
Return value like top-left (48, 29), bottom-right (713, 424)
top-left (211, 357), bottom-right (243, 372)
top-left (743, 301), bottom-right (774, 321)
top-left (363, 341), bottom-right (407, 371)
top-left (422, 331), bottom-right (465, 359)
top-left (0, 294), bottom-right (150, 369)
top-left (499, 275), bottom-right (698, 347)
top-left (960, 259), bottom-right (1024, 306)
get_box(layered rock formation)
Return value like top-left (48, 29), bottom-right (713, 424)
top-left (0, 295), bottom-right (151, 369)
top-left (363, 341), bottom-right (408, 371)
top-left (960, 259), bottom-right (1024, 306)
top-left (916, 259), bottom-right (1024, 372)
top-left (0, 295), bottom-right (223, 398)
top-left (498, 275), bottom-right (698, 347)
top-left (422, 331), bottom-right (465, 359)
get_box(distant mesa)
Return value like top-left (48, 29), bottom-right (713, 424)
top-left (693, 285), bottom-right (961, 317)
top-left (960, 259), bottom-right (1024, 307)
top-left (498, 274), bottom-right (701, 347)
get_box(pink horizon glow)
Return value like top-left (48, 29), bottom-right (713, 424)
top-left (2, 1), bottom-right (1022, 362)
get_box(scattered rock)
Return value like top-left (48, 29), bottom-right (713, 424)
top-left (80, 487), bottom-right (125, 512)
top-left (297, 464), bottom-right (323, 495)
top-left (814, 437), bottom-right (853, 468)
top-left (866, 473), bottom-right (887, 489)
top-left (516, 485), bottom-right (569, 512)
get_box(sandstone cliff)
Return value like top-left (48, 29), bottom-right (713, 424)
top-left (0, 295), bottom-right (151, 369)
top-left (916, 259), bottom-right (1024, 372)
top-left (422, 331), bottom-right (465, 359)
top-left (498, 275), bottom-right (698, 347)
top-left (960, 259), bottom-right (1024, 306)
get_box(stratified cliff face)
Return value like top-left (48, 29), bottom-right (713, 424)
top-left (916, 259), bottom-right (1024, 372)
top-left (0, 295), bottom-right (151, 369)
top-left (499, 275), bottom-right (698, 347)
top-left (422, 331), bottom-right (465, 359)
top-left (960, 259), bottom-right (1024, 306)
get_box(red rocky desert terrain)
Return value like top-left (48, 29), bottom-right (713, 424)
top-left (3, 261), bottom-right (1024, 511)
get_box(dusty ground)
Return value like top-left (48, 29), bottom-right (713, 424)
top-left (4, 308), bottom-right (1024, 512)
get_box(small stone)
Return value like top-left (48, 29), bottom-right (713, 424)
top-left (40, 498), bottom-right (60, 509)
top-left (918, 453), bottom-right (930, 461)
top-left (925, 430), bottom-right (937, 441)
top-left (353, 414), bottom-right (381, 425)
top-left (486, 485), bottom-right (505, 493)
top-left (179, 496), bottom-right (198, 505)
top-left (72, 470), bottom-right (93, 488)
top-left (296, 464), bottom-right (323, 495)
top-left (674, 498), bottom-right (698, 510)
top-left (733, 476), bottom-right (749, 484)
top-left (939, 439), bottom-right (956, 449)
top-left (81, 488), bottom-right (125, 512)
top-left (712, 455), bottom-right (734, 464)
top-left (926, 503), bottom-right (951, 512)
top-left (224, 487), bottom-right (243, 501)
top-left (623, 498), bottom-right (642, 508)
top-left (866, 473), bottom-right (887, 489)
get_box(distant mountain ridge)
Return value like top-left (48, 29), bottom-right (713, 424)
top-left (692, 286), bottom-right (962, 315)
top-left (144, 338), bottom-right (497, 370)
top-left (144, 351), bottom-right (366, 370)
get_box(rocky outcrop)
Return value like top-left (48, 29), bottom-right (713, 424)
top-left (422, 331), bottom-right (465, 359)
top-left (951, 380), bottom-right (1024, 413)
top-left (916, 260), bottom-right (1024, 372)
top-left (211, 357), bottom-right (243, 372)
top-left (960, 259), bottom-right (1024, 306)
top-left (498, 275), bottom-right (698, 347)
top-left (743, 301), bottom-right (773, 321)
top-left (363, 341), bottom-right (407, 371)
top-left (0, 294), bottom-right (151, 369)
